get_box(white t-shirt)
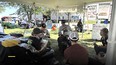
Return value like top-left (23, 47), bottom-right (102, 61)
top-left (59, 25), bottom-right (72, 36)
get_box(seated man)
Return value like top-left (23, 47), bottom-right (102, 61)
top-left (94, 28), bottom-right (108, 64)
top-left (57, 21), bottom-right (72, 53)
top-left (31, 27), bottom-right (48, 52)
top-left (58, 21), bottom-right (72, 36)
top-left (94, 28), bottom-right (108, 55)
top-left (15, 28), bottom-right (48, 54)
top-left (40, 23), bottom-right (50, 38)
top-left (0, 28), bottom-right (48, 65)
top-left (64, 32), bottom-right (88, 65)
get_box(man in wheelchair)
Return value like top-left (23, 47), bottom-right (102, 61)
top-left (0, 28), bottom-right (58, 65)
top-left (57, 21), bottom-right (72, 54)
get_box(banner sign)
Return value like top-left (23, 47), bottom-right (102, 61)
top-left (92, 24), bottom-right (109, 40)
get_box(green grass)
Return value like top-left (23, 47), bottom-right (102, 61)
top-left (4, 28), bottom-right (33, 37)
top-left (85, 20), bottom-right (96, 24)
top-left (50, 29), bottom-right (59, 40)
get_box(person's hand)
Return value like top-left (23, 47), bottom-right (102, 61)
top-left (93, 41), bottom-right (97, 46)
top-left (39, 33), bottom-right (44, 38)
top-left (93, 41), bottom-right (96, 44)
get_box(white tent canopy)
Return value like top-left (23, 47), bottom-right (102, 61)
top-left (0, 0), bottom-right (111, 9)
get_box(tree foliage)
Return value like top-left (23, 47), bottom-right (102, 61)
top-left (0, 2), bottom-right (52, 22)
top-left (0, 6), bottom-right (5, 13)
top-left (16, 4), bottom-right (34, 22)
top-left (0, 2), bottom-right (20, 14)
top-left (16, 3), bottom-right (45, 22)
top-left (0, 2), bottom-right (6, 13)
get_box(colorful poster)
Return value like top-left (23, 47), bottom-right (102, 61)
top-left (92, 24), bottom-right (109, 40)
top-left (98, 3), bottom-right (111, 19)
top-left (87, 4), bottom-right (97, 20)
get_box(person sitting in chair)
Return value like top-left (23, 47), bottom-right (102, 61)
top-left (94, 28), bottom-right (108, 64)
top-left (94, 28), bottom-right (108, 55)
top-left (64, 32), bottom-right (88, 65)
top-left (58, 20), bottom-right (72, 36)
top-left (57, 21), bottom-right (72, 53)
top-left (31, 27), bottom-right (48, 52)
top-left (40, 23), bottom-right (50, 38)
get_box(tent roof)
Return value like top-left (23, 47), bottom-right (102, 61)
top-left (0, 0), bottom-right (111, 9)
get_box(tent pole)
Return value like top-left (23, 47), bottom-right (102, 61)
top-left (56, 6), bottom-right (59, 23)
top-left (33, 2), bottom-right (37, 27)
top-left (106, 0), bottom-right (116, 65)
top-left (82, 3), bottom-right (86, 38)
top-left (56, 10), bottom-right (59, 23)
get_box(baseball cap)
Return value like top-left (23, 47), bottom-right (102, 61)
top-left (32, 28), bottom-right (43, 35)
top-left (41, 23), bottom-right (46, 28)
top-left (69, 32), bottom-right (79, 40)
